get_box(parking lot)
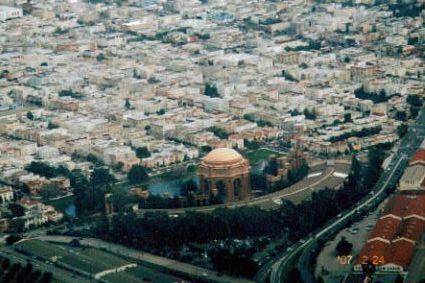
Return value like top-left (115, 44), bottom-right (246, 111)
top-left (314, 199), bottom-right (389, 283)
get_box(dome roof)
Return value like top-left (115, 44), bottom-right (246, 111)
top-left (203, 148), bottom-right (244, 165)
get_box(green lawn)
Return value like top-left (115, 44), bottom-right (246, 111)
top-left (104, 266), bottom-right (182, 283)
top-left (244, 148), bottom-right (280, 164)
top-left (15, 239), bottom-right (130, 275)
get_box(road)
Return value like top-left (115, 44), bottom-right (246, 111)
top-left (265, 109), bottom-right (425, 283)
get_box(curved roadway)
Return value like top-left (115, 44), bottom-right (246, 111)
top-left (139, 161), bottom-right (351, 214)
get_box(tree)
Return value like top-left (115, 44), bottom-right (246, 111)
top-left (26, 161), bottom-right (56, 178)
top-left (40, 271), bottom-right (53, 283)
top-left (243, 113), bottom-right (256, 122)
top-left (47, 121), bottom-right (59, 129)
top-left (40, 183), bottom-right (62, 200)
top-left (91, 167), bottom-right (116, 185)
top-left (303, 108), bottom-right (317, 120)
top-left (395, 275), bottom-right (404, 283)
top-left (281, 70), bottom-right (298, 82)
top-left (395, 110), bottom-right (407, 121)
top-left (135, 146), bottom-right (151, 159)
top-left (124, 98), bottom-right (131, 110)
top-left (201, 145), bottom-right (212, 153)
top-left (9, 203), bottom-right (25, 217)
top-left (180, 180), bottom-right (198, 197)
top-left (156, 109), bottom-right (165, 115)
top-left (336, 236), bottom-right (353, 256)
top-left (26, 111), bottom-right (34, 120)
top-left (96, 53), bottom-right (107, 62)
top-left (208, 126), bottom-right (229, 139)
top-left (343, 113), bottom-right (352, 123)
top-left (354, 86), bottom-right (391, 103)
top-left (290, 109), bottom-right (301, 116)
top-left (397, 124), bottom-right (408, 138)
top-left (69, 239), bottom-right (81, 247)
top-left (128, 165), bottom-right (148, 184)
top-left (407, 95), bottom-right (423, 107)
top-left (86, 153), bottom-right (104, 167)
top-left (5, 234), bottom-right (23, 245)
top-left (286, 268), bottom-right (303, 283)
top-left (257, 120), bottom-right (272, 127)
top-left (1, 258), bottom-right (10, 270)
top-left (204, 83), bottom-right (219, 97)
top-left (99, 10), bottom-right (109, 19)
top-left (264, 157), bottom-right (279, 176)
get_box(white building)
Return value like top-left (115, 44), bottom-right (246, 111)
top-left (0, 186), bottom-right (13, 203)
top-left (0, 6), bottom-right (22, 21)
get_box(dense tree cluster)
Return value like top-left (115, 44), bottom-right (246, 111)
top-left (128, 165), bottom-right (149, 184)
top-left (106, 207), bottom-right (281, 250)
top-left (354, 86), bottom-right (392, 103)
top-left (389, 2), bottom-right (424, 18)
top-left (207, 126), bottom-right (229, 139)
top-left (284, 40), bottom-right (321, 51)
top-left (71, 167), bottom-right (116, 215)
top-left (244, 139), bottom-right (261, 150)
top-left (329, 125), bottom-right (382, 142)
top-left (209, 244), bottom-right (257, 277)
top-left (0, 258), bottom-right (52, 283)
top-left (25, 162), bottom-right (69, 179)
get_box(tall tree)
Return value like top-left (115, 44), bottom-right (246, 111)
top-left (128, 165), bottom-right (148, 184)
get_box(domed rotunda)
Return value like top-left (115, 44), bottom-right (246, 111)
top-left (199, 148), bottom-right (251, 203)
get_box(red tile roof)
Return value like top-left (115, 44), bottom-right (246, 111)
top-left (355, 193), bottom-right (425, 270)
top-left (410, 149), bottom-right (425, 165)
top-left (397, 217), bottom-right (425, 241)
top-left (384, 240), bottom-right (416, 268)
top-left (368, 217), bottom-right (401, 241)
top-left (382, 194), bottom-right (425, 219)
